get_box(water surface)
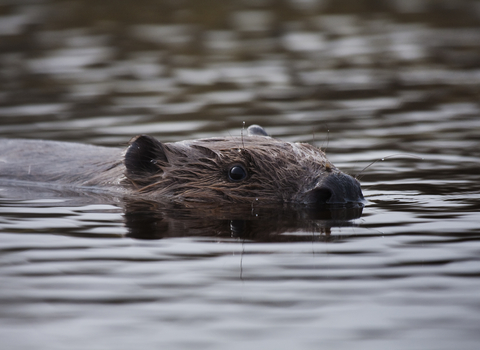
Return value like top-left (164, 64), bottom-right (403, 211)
top-left (1, 1), bottom-right (480, 349)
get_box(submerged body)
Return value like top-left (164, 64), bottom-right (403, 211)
top-left (0, 125), bottom-right (363, 206)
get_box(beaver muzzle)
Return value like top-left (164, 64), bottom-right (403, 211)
top-left (304, 173), bottom-right (364, 205)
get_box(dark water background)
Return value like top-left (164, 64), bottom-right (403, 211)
top-left (1, 0), bottom-right (480, 349)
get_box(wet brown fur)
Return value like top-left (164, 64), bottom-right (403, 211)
top-left (124, 135), bottom-right (339, 205)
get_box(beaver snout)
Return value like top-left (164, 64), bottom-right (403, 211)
top-left (304, 173), bottom-right (364, 205)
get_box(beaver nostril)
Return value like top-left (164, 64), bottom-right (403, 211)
top-left (304, 187), bottom-right (333, 205)
top-left (315, 188), bottom-right (333, 203)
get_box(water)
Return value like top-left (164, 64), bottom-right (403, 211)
top-left (1, 1), bottom-right (480, 349)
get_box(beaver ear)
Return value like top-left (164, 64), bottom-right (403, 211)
top-left (125, 135), bottom-right (168, 177)
top-left (247, 124), bottom-right (269, 137)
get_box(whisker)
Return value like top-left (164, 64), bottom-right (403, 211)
top-left (355, 153), bottom-right (423, 180)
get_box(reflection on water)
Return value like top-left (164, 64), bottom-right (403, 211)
top-left (1, 0), bottom-right (480, 349)
top-left (0, 183), bottom-right (363, 241)
top-left (122, 200), bottom-right (363, 241)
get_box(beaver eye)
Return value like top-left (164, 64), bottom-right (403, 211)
top-left (228, 165), bottom-right (247, 182)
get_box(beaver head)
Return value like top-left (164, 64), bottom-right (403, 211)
top-left (123, 125), bottom-right (364, 206)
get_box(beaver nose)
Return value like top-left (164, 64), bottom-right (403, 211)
top-left (304, 173), bottom-right (364, 205)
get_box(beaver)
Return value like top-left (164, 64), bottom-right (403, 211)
top-left (0, 125), bottom-right (364, 206)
